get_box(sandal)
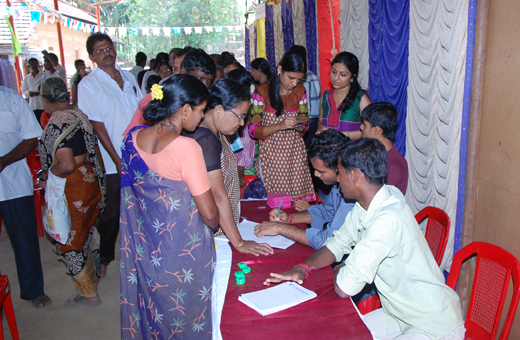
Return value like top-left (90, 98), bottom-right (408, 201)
top-left (31, 294), bottom-right (52, 308)
top-left (63, 294), bottom-right (102, 307)
top-left (99, 264), bottom-right (108, 278)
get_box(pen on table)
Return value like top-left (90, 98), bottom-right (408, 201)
top-left (276, 201), bottom-right (282, 222)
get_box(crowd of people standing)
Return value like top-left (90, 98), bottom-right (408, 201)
top-left (0, 30), bottom-right (465, 340)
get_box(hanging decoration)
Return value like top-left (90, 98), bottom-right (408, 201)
top-left (255, 2), bottom-right (266, 59)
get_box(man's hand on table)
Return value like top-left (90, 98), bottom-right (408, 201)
top-left (254, 221), bottom-right (284, 237)
top-left (269, 209), bottom-right (290, 223)
top-left (236, 240), bottom-right (274, 256)
top-left (292, 200), bottom-right (310, 211)
top-left (263, 266), bottom-right (306, 286)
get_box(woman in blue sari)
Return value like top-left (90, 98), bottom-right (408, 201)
top-left (120, 74), bottom-right (219, 339)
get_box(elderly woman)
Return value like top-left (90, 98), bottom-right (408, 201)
top-left (184, 79), bottom-right (273, 256)
top-left (38, 77), bottom-right (106, 306)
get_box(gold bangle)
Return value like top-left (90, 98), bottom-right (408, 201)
top-left (235, 241), bottom-right (244, 249)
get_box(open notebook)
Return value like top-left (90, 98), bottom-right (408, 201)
top-left (238, 282), bottom-right (317, 316)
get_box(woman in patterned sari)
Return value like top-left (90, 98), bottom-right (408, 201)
top-left (249, 50), bottom-right (316, 202)
top-left (317, 52), bottom-right (371, 139)
top-left (184, 79), bottom-right (273, 256)
top-left (120, 74), bottom-right (219, 339)
top-left (38, 77), bottom-right (106, 306)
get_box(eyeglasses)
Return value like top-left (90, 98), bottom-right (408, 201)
top-left (159, 68), bottom-right (172, 73)
top-left (228, 109), bottom-right (247, 121)
top-left (93, 46), bottom-right (114, 55)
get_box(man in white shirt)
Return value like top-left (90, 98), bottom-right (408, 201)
top-left (41, 50), bottom-right (67, 85)
top-left (0, 85), bottom-right (51, 308)
top-left (78, 32), bottom-right (142, 278)
top-left (20, 58), bottom-right (44, 124)
top-left (128, 51), bottom-right (146, 81)
top-left (264, 138), bottom-right (465, 339)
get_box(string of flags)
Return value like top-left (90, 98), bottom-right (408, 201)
top-left (106, 25), bottom-right (244, 38)
top-left (1, 4), bottom-right (100, 34)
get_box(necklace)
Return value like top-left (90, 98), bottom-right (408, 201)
top-left (159, 123), bottom-right (179, 134)
top-left (333, 89), bottom-right (348, 105)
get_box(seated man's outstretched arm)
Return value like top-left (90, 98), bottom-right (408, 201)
top-left (263, 246), bottom-right (336, 285)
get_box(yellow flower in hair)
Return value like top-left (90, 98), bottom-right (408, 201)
top-left (151, 84), bottom-right (164, 101)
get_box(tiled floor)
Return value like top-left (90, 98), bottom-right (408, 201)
top-left (0, 221), bottom-right (120, 340)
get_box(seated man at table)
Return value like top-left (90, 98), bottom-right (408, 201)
top-left (264, 138), bottom-right (465, 340)
top-left (254, 130), bottom-right (354, 250)
top-left (360, 101), bottom-right (408, 194)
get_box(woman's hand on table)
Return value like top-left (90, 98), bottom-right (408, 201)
top-left (236, 240), bottom-right (274, 256)
top-left (269, 209), bottom-right (290, 223)
top-left (292, 200), bottom-right (310, 211)
top-left (263, 266), bottom-right (306, 286)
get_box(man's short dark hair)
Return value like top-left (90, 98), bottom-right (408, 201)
top-left (28, 58), bottom-right (39, 64)
top-left (175, 46), bottom-right (195, 59)
top-left (308, 130), bottom-right (350, 170)
top-left (135, 52), bottom-right (147, 65)
top-left (74, 59), bottom-right (84, 69)
top-left (361, 102), bottom-right (399, 142)
top-left (220, 51), bottom-right (236, 68)
top-left (180, 49), bottom-right (216, 78)
top-left (86, 32), bottom-right (113, 55)
top-left (45, 53), bottom-right (59, 63)
top-left (338, 138), bottom-right (388, 186)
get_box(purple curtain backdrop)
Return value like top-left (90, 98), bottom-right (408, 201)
top-left (368, 0), bottom-right (410, 156)
top-left (245, 26), bottom-right (251, 72)
top-left (254, 25), bottom-right (257, 59)
top-left (281, 0), bottom-right (295, 52)
top-left (265, 4), bottom-right (277, 72)
top-left (303, 0), bottom-right (318, 75)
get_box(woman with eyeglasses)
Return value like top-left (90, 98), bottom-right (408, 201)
top-left (183, 79), bottom-right (273, 256)
top-left (155, 59), bottom-right (173, 79)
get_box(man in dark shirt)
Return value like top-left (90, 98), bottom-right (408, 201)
top-left (360, 102), bottom-right (408, 194)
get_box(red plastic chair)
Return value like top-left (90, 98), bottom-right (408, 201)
top-left (416, 206), bottom-right (451, 266)
top-left (446, 242), bottom-right (520, 340)
top-left (0, 274), bottom-right (20, 340)
top-left (356, 206), bottom-right (451, 315)
top-left (25, 149), bottom-right (44, 238)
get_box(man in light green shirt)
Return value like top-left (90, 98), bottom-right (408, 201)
top-left (264, 138), bottom-right (465, 339)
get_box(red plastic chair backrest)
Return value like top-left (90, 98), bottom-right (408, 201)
top-left (415, 206), bottom-right (450, 266)
top-left (26, 149), bottom-right (41, 177)
top-left (446, 242), bottom-right (520, 340)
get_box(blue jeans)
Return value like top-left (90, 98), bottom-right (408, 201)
top-left (0, 195), bottom-right (45, 300)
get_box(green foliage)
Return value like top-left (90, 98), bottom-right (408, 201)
top-left (97, 0), bottom-right (244, 66)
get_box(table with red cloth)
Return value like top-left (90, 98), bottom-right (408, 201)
top-left (220, 201), bottom-right (373, 340)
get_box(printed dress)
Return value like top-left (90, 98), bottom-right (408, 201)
top-left (321, 89), bottom-right (366, 132)
top-left (249, 83), bottom-right (315, 202)
top-left (120, 129), bottom-right (215, 340)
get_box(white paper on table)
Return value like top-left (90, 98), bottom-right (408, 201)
top-left (215, 219), bottom-right (295, 249)
top-left (238, 282), bottom-right (317, 316)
